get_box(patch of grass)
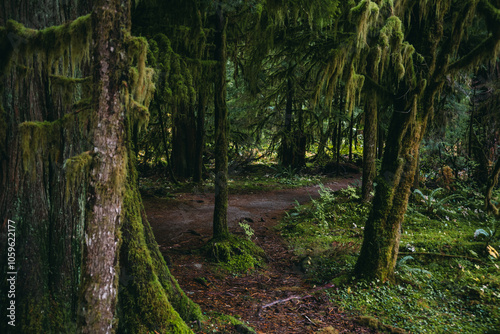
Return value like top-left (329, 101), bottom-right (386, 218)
top-left (280, 186), bottom-right (500, 333)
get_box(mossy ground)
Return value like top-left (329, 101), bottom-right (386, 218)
top-left (202, 234), bottom-right (266, 274)
top-left (279, 185), bottom-right (500, 333)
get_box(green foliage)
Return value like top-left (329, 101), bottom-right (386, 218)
top-left (281, 181), bottom-right (500, 333)
top-left (413, 187), bottom-right (462, 215)
top-left (238, 221), bottom-right (255, 240)
top-left (203, 235), bottom-right (265, 274)
top-left (279, 186), bottom-right (369, 282)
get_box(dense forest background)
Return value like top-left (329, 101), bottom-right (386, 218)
top-left (0, 0), bottom-right (499, 333)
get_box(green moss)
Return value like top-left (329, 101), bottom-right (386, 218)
top-left (64, 151), bottom-right (92, 199)
top-left (19, 120), bottom-right (60, 177)
top-left (203, 235), bottom-right (265, 273)
top-left (118, 119), bottom-right (203, 332)
top-left (4, 14), bottom-right (91, 77)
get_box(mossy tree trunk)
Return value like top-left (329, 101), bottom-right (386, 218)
top-left (280, 77), bottom-right (295, 168)
top-left (79, 0), bottom-right (129, 331)
top-left (0, 0), bottom-right (204, 332)
top-left (212, 4), bottom-right (229, 240)
top-left (354, 0), bottom-right (500, 282)
top-left (361, 48), bottom-right (379, 202)
top-left (355, 92), bottom-right (427, 281)
top-left (0, 1), bottom-right (93, 332)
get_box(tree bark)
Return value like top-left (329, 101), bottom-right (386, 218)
top-left (280, 77), bottom-right (294, 168)
top-left (79, 0), bottom-right (129, 331)
top-left (361, 89), bottom-right (377, 201)
top-left (194, 91), bottom-right (207, 183)
top-left (212, 5), bottom-right (229, 240)
top-left (355, 93), bottom-right (427, 282)
top-left (0, 1), bottom-right (203, 332)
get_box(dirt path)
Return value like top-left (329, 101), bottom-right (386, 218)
top-left (144, 174), bottom-right (378, 333)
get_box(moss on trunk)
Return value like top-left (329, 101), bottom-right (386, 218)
top-left (212, 6), bottom-right (229, 241)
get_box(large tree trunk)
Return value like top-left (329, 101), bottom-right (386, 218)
top-left (212, 5), bottom-right (229, 240)
top-left (355, 93), bottom-right (428, 281)
top-left (0, 1), bottom-right (93, 332)
top-left (0, 1), bottom-right (203, 332)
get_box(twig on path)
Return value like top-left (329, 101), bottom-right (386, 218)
top-left (303, 314), bottom-right (317, 326)
top-left (256, 283), bottom-right (335, 316)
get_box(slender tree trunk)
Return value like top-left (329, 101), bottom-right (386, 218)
top-left (362, 90), bottom-right (378, 201)
top-left (281, 78), bottom-right (294, 167)
top-left (79, 1), bottom-right (130, 331)
top-left (336, 117), bottom-right (342, 175)
top-left (157, 103), bottom-right (178, 184)
top-left (349, 110), bottom-right (354, 162)
top-left (212, 5), bottom-right (229, 240)
top-left (194, 91), bottom-right (207, 183)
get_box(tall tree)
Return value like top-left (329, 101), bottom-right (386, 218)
top-left (354, 0), bottom-right (500, 281)
top-left (0, 0), bottom-right (203, 332)
top-left (212, 2), bottom-right (230, 240)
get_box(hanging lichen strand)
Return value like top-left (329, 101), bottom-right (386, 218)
top-left (6, 13), bottom-right (156, 181)
top-left (1, 14), bottom-right (92, 78)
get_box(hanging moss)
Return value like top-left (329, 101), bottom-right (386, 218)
top-left (345, 64), bottom-right (365, 113)
top-left (49, 74), bottom-right (91, 107)
top-left (3, 14), bottom-right (92, 77)
top-left (64, 151), bottom-right (92, 199)
top-left (18, 120), bottom-right (60, 177)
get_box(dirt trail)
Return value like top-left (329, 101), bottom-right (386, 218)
top-left (143, 174), bottom-right (378, 334)
top-left (145, 175), bottom-right (360, 249)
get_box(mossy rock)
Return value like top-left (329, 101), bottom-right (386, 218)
top-left (203, 235), bottom-right (265, 273)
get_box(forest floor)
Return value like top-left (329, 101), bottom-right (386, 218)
top-left (143, 173), bottom-right (381, 334)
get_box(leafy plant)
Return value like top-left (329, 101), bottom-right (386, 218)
top-left (238, 221), bottom-right (255, 240)
top-left (270, 164), bottom-right (297, 179)
top-left (413, 187), bottom-right (461, 214)
top-left (396, 255), bottom-right (432, 277)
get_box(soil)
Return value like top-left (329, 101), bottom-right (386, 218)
top-left (144, 174), bottom-right (379, 334)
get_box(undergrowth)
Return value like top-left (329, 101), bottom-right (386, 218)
top-left (279, 185), bottom-right (500, 333)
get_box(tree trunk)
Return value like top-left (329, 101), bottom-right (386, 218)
top-left (194, 91), bottom-right (207, 183)
top-left (172, 103), bottom-right (197, 179)
top-left (0, 1), bottom-right (203, 332)
top-left (355, 93), bottom-right (428, 282)
top-left (280, 78), bottom-right (294, 168)
top-left (212, 5), bottom-right (229, 240)
top-left (79, 0), bottom-right (130, 331)
top-left (349, 110), bottom-right (354, 162)
top-left (361, 90), bottom-right (377, 201)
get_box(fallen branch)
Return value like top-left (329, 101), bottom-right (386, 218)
top-left (399, 252), bottom-right (485, 264)
top-left (256, 283), bottom-right (334, 316)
